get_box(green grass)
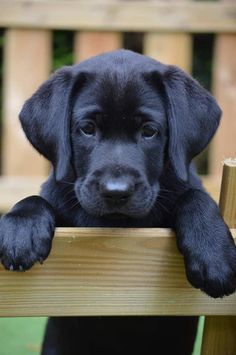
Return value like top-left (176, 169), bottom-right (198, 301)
top-left (0, 316), bottom-right (204, 355)
top-left (0, 317), bottom-right (47, 355)
top-left (193, 316), bottom-right (205, 355)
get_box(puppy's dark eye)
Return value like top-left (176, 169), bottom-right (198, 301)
top-left (141, 125), bottom-right (158, 139)
top-left (80, 122), bottom-right (96, 137)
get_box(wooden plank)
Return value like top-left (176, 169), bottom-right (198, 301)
top-left (74, 32), bottom-right (122, 62)
top-left (201, 317), bottom-right (236, 355)
top-left (0, 227), bottom-right (236, 317)
top-left (209, 34), bottom-right (236, 177)
top-left (2, 29), bottom-right (51, 176)
top-left (0, 1), bottom-right (236, 33)
top-left (202, 159), bottom-right (236, 355)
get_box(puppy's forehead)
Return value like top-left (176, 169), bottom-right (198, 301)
top-left (74, 50), bottom-right (166, 117)
top-left (95, 70), bottom-right (145, 114)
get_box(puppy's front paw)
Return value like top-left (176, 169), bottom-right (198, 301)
top-left (183, 229), bottom-right (236, 298)
top-left (0, 196), bottom-right (56, 271)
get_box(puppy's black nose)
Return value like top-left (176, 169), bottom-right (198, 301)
top-left (100, 179), bottom-right (134, 204)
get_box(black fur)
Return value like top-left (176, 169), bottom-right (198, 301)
top-left (0, 50), bottom-right (235, 354)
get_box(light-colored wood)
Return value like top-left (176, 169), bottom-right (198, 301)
top-left (143, 33), bottom-right (192, 73)
top-left (202, 159), bottom-right (236, 355)
top-left (143, 0), bottom-right (192, 76)
top-left (209, 34), bottom-right (236, 176)
top-left (0, 176), bottom-right (44, 212)
top-left (0, 176), bottom-right (221, 214)
top-left (74, 32), bottom-right (122, 62)
top-left (0, 227), bottom-right (236, 317)
top-left (0, 1), bottom-right (236, 33)
top-left (2, 29), bottom-right (51, 176)
top-left (201, 317), bottom-right (236, 355)
top-left (219, 158), bottom-right (236, 228)
top-left (202, 175), bottom-right (221, 202)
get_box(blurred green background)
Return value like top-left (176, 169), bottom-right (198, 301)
top-left (0, 317), bottom-right (47, 355)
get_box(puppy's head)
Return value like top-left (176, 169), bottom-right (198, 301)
top-left (20, 50), bottom-right (221, 219)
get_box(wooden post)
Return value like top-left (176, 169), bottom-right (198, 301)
top-left (74, 32), bottom-right (122, 62)
top-left (2, 29), bottom-right (51, 176)
top-left (201, 159), bottom-right (236, 355)
top-left (219, 159), bottom-right (236, 228)
top-left (209, 0), bottom-right (236, 177)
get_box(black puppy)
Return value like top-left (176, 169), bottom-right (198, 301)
top-left (0, 50), bottom-right (235, 355)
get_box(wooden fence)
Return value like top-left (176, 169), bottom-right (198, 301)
top-left (0, 1), bottom-right (236, 354)
top-left (0, 0), bottom-right (235, 211)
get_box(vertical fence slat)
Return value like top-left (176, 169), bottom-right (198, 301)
top-left (209, 34), bottom-right (236, 176)
top-left (2, 29), bottom-right (51, 176)
top-left (143, 0), bottom-right (192, 73)
top-left (143, 33), bottom-right (192, 73)
top-left (74, 32), bottom-right (122, 62)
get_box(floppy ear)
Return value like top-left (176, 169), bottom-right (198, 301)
top-left (160, 66), bottom-right (221, 181)
top-left (19, 66), bottom-right (83, 181)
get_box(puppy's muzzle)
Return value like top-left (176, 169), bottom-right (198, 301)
top-left (100, 177), bottom-right (135, 205)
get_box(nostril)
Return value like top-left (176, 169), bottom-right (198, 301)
top-left (101, 179), bottom-right (134, 203)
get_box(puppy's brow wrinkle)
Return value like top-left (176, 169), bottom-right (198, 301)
top-left (73, 106), bottom-right (101, 120)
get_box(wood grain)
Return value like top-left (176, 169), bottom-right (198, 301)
top-left (201, 317), bottom-right (236, 355)
top-left (0, 1), bottom-right (236, 33)
top-left (0, 227), bottom-right (236, 317)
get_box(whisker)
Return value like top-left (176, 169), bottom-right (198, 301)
top-left (67, 200), bottom-right (81, 212)
top-left (62, 187), bottom-right (75, 199)
top-left (58, 194), bottom-right (78, 210)
top-left (157, 195), bottom-right (175, 204)
top-left (154, 199), bottom-right (171, 214)
top-left (59, 180), bottom-right (75, 186)
top-left (159, 188), bottom-right (178, 194)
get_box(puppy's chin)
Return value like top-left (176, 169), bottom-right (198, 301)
top-left (78, 198), bottom-right (155, 220)
top-left (102, 213), bottom-right (129, 220)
